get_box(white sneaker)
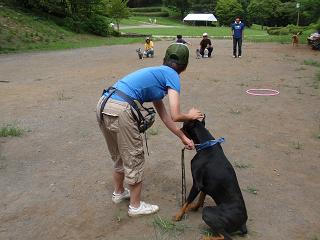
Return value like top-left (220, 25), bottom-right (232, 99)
top-left (112, 188), bottom-right (130, 204)
top-left (238, 55), bottom-right (242, 58)
top-left (233, 55), bottom-right (236, 58)
top-left (128, 201), bottom-right (159, 217)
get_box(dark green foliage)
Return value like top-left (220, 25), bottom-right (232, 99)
top-left (85, 15), bottom-right (113, 36)
top-left (190, 3), bottom-right (214, 13)
top-left (127, 0), bottom-right (162, 8)
top-left (106, 0), bottom-right (131, 31)
top-left (267, 27), bottom-right (290, 35)
top-left (276, 1), bottom-right (297, 26)
top-left (215, 0), bottom-right (244, 26)
top-left (247, 0), bottom-right (282, 27)
top-left (246, 0), bottom-right (319, 27)
top-left (298, 0), bottom-right (320, 26)
top-left (267, 25), bottom-right (306, 35)
top-left (130, 7), bottom-right (163, 12)
top-left (163, 0), bottom-right (192, 17)
top-left (64, 16), bottom-right (88, 33)
top-left (0, 125), bottom-right (24, 137)
top-left (132, 11), bottom-right (169, 17)
top-left (131, 6), bottom-right (169, 17)
top-left (65, 14), bottom-right (113, 36)
top-left (189, 0), bottom-right (215, 13)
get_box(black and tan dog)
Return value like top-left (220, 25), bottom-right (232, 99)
top-left (174, 119), bottom-right (248, 240)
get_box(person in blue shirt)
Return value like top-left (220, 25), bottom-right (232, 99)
top-left (96, 43), bottom-right (203, 217)
top-left (231, 17), bottom-right (245, 58)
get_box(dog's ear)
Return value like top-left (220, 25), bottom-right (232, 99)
top-left (201, 114), bottom-right (206, 126)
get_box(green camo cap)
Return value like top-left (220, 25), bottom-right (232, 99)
top-left (164, 43), bottom-right (189, 65)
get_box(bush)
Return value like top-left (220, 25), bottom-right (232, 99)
top-left (64, 16), bottom-right (87, 33)
top-left (85, 15), bottom-right (113, 37)
top-left (130, 7), bottom-right (163, 12)
top-left (267, 25), bottom-right (306, 35)
top-left (132, 11), bottom-right (169, 17)
top-left (286, 24), bottom-right (305, 34)
top-left (65, 15), bottom-right (113, 36)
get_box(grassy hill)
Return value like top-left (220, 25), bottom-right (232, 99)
top-left (0, 5), bottom-right (142, 53)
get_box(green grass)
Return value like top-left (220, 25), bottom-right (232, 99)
top-left (121, 26), bottom-right (265, 37)
top-left (303, 59), bottom-right (320, 67)
top-left (200, 228), bottom-right (215, 237)
top-left (302, 58), bottom-right (320, 86)
top-left (152, 216), bottom-right (186, 237)
top-left (121, 24), bottom-right (313, 43)
top-left (0, 124), bottom-right (24, 137)
top-left (200, 228), bottom-right (228, 238)
top-left (244, 186), bottom-right (258, 195)
top-left (233, 161), bottom-right (252, 169)
top-left (0, 5), bottom-right (143, 53)
top-left (317, 71), bottom-right (320, 81)
top-left (311, 235), bottom-right (320, 240)
top-left (295, 66), bottom-right (307, 71)
top-left (121, 16), bottom-right (184, 26)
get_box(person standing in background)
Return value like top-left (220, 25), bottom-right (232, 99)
top-left (231, 17), bottom-right (245, 58)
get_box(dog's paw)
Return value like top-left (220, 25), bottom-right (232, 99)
top-left (173, 213), bottom-right (183, 221)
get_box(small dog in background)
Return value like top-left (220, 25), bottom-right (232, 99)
top-left (196, 49), bottom-right (201, 59)
top-left (136, 48), bottom-right (143, 59)
top-left (203, 48), bottom-right (209, 58)
top-left (292, 33), bottom-right (300, 47)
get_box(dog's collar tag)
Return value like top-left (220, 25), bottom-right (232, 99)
top-left (195, 137), bottom-right (225, 151)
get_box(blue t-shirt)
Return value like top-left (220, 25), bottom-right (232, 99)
top-left (104, 65), bottom-right (180, 103)
top-left (231, 22), bottom-right (245, 39)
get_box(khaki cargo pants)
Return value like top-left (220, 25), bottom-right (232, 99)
top-left (96, 96), bottom-right (145, 185)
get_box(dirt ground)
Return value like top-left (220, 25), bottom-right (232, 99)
top-left (0, 39), bottom-right (320, 240)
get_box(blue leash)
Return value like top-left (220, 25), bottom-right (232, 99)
top-left (195, 137), bottom-right (225, 151)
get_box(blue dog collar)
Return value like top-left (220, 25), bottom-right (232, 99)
top-left (195, 137), bottom-right (225, 151)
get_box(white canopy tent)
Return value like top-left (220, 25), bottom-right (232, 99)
top-left (183, 14), bottom-right (217, 26)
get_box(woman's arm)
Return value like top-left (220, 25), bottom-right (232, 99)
top-left (153, 100), bottom-right (194, 149)
top-left (167, 88), bottom-right (203, 122)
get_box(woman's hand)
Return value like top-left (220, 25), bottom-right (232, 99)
top-left (181, 135), bottom-right (194, 150)
top-left (188, 107), bottom-right (203, 120)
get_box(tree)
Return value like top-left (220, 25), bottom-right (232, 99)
top-left (163, 0), bottom-right (192, 18)
top-left (215, 0), bottom-right (244, 26)
top-left (190, 0), bottom-right (215, 13)
top-left (247, 0), bottom-right (282, 27)
top-left (127, 0), bottom-right (162, 8)
top-left (106, 0), bottom-right (131, 31)
top-left (299, 0), bottom-right (320, 25)
top-left (276, 1), bottom-right (297, 26)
